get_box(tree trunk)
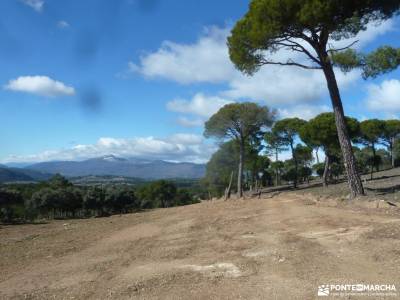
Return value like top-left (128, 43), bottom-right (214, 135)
top-left (323, 154), bottom-right (330, 187)
top-left (390, 137), bottom-right (395, 168)
top-left (370, 164), bottom-right (373, 180)
top-left (315, 148), bottom-right (320, 164)
top-left (321, 60), bottom-right (364, 198)
top-left (291, 142), bottom-right (298, 188)
top-left (372, 144), bottom-right (379, 172)
top-left (275, 149), bottom-right (279, 186)
top-left (224, 171), bottom-right (234, 201)
top-left (237, 138), bottom-right (244, 198)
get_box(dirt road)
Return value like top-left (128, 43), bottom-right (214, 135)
top-left (1, 194), bottom-right (400, 299)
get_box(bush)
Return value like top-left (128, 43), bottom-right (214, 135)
top-left (1, 175), bottom-right (199, 223)
top-left (0, 189), bottom-right (24, 223)
top-left (313, 163), bottom-right (325, 178)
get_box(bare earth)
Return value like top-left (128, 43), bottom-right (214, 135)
top-left (1, 193), bottom-right (400, 299)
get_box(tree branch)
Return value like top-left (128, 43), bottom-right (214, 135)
top-left (259, 58), bottom-right (322, 70)
top-left (327, 40), bottom-right (359, 53)
top-left (280, 39), bottom-right (322, 66)
top-left (274, 35), bottom-right (322, 67)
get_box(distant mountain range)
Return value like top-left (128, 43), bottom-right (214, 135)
top-left (0, 166), bottom-right (52, 183)
top-left (1, 155), bottom-right (206, 182)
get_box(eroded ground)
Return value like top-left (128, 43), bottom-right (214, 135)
top-left (1, 194), bottom-right (400, 299)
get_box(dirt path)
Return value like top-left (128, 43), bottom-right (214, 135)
top-left (1, 194), bottom-right (400, 299)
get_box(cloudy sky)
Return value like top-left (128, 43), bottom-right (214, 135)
top-left (1, 0), bottom-right (400, 164)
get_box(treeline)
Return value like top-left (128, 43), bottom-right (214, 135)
top-left (203, 107), bottom-right (400, 198)
top-left (0, 174), bottom-right (199, 223)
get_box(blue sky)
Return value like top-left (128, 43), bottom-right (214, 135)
top-left (1, 0), bottom-right (400, 164)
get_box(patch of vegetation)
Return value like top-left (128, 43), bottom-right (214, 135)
top-left (203, 112), bottom-right (400, 200)
top-left (0, 174), bottom-right (201, 224)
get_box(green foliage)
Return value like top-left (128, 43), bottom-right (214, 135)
top-left (382, 119), bottom-right (400, 149)
top-left (394, 139), bottom-right (400, 166)
top-left (264, 131), bottom-right (288, 159)
top-left (174, 189), bottom-right (198, 206)
top-left (227, 0), bottom-right (399, 196)
top-left (228, 0), bottom-right (399, 75)
top-left (0, 189), bottom-right (23, 223)
top-left (61, 187), bottom-right (83, 214)
top-left (273, 118), bottom-right (307, 148)
top-left (1, 176), bottom-right (198, 223)
top-left (331, 49), bottom-right (363, 73)
top-left (313, 163), bottom-right (325, 178)
top-left (354, 147), bottom-right (370, 173)
top-left (137, 180), bottom-right (197, 209)
top-left (354, 146), bottom-right (390, 175)
top-left (359, 119), bottom-right (385, 146)
top-left (300, 112), bottom-right (360, 155)
top-left (332, 46), bottom-right (400, 79)
top-left (202, 144), bottom-right (236, 197)
top-left (136, 180), bottom-right (176, 208)
top-left (27, 187), bottom-right (83, 217)
top-left (204, 102), bottom-right (275, 141)
top-left (384, 120), bottom-right (400, 139)
top-left (281, 160), bottom-right (297, 183)
top-left (0, 189), bottom-right (23, 207)
top-left (330, 161), bottom-right (345, 179)
top-left (362, 46), bottom-right (400, 78)
top-left (294, 144), bottom-right (313, 166)
top-left (298, 166), bottom-right (313, 182)
top-left (271, 118), bottom-right (307, 187)
top-left (83, 187), bottom-right (105, 214)
top-left (269, 161), bottom-right (284, 173)
top-left (104, 186), bottom-right (137, 213)
top-left (49, 174), bottom-right (72, 189)
top-left (376, 149), bottom-right (391, 167)
top-left (204, 102), bottom-right (275, 197)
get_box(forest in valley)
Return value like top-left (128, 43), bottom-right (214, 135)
top-left (0, 175), bottom-right (201, 223)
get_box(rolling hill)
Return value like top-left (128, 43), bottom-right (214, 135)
top-left (24, 155), bottom-right (206, 179)
top-left (0, 166), bottom-right (52, 183)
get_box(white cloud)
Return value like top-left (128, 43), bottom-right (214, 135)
top-left (277, 104), bottom-right (331, 120)
top-left (167, 93), bottom-right (233, 118)
top-left (223, 67), bottom-right (360, 105)
top-left (169, 133), bottom-right (204, 145)
top-left (4, 76), bottom-right (75, 97)
top-left (57, 20), bottom-right (70, 29)
top-left (21, 0), bottom-right (44, 12)
top-left (176, 116), bottom-right (205, 127)
top-left (1, 134), bottom-right (217, 164)
top-left (131, 26), bottom-right (236, 84)
top-left (328, 19), bottom-right (394, 50)
top-left (365, 79), bottom-right (400, 113)
top-left (133, 21), bottom-right (392, 107)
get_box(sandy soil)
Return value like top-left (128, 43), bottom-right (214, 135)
top-left (1, 193), bottom-right (400, 299)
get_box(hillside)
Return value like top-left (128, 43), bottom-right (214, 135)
top-left (0, 167), bottom-right (32, 182)
top-left (24, 155), bottom-right (206, 179)
top-left (0, 166), bottom-right (52, 183)
top-left (1, 192), bottom-right (399, 299)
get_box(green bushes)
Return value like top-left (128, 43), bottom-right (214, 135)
top-left (137, 180), bottom-right (199, 209)
top-left (0, 176), bottom-right (199, 223)
top-left (0, 189), bottom-right (24, 223)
